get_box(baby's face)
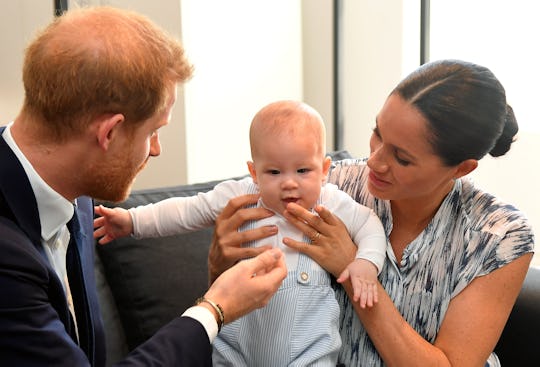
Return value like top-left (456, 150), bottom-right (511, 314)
top-left (248, 132), bottom-right (330, 215)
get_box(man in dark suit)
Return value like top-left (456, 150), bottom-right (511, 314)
top-left (0, 6), bottom-right (286, 366)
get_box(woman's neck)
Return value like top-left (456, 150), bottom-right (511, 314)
top-left (389, 181), bottom-right (455, 263)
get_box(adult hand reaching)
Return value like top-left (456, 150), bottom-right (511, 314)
top-left (208, 194), bottom-right (278, 283)
top-left (204, 248), bottom-right (287, 324)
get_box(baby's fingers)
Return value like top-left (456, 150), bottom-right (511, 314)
top-left (371, 283), bottom-right (379, 305)
top-left (359, 282), bottom-right (378, 308)
top-left (337, 268), bottom-right (351, 284)
top-left (351, 278), bottom-right (365, 303)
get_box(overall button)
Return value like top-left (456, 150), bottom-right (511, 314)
top-left (298, 271), bottom-right (310, 284)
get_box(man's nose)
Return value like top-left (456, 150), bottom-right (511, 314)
top-left (149, 134), bottom-right (161, 157)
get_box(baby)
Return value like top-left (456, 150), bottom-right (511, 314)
top-left (94, 100), bottom-right (386, 366)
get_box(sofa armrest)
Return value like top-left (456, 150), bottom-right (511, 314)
top-left (494, 265), bottom-right (540, 365)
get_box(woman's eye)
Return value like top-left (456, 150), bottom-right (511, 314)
top-left (395, 156), bottom-right (410, 166)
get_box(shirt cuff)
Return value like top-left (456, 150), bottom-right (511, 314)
top-left (182, 305), bottom-right (218, 342)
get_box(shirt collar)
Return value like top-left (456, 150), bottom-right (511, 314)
top-left (2, 122), bottom-right (75, 241)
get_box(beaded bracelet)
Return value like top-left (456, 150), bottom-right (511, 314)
top-left (195, 297), bottom-right (224, 332)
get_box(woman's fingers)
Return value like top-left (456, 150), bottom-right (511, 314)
top-left (283, 202), bottom-right (357, 277)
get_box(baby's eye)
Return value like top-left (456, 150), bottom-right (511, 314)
top-left (268, 169), bottom-right (280, 175)
top-left (297, 168), bottom-right (310, 174)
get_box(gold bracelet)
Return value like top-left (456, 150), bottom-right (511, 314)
top-left (195, 297), bottom-right (224, 332)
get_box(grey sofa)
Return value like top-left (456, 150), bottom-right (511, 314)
top-left (94, 151), bottom-right (539, 366)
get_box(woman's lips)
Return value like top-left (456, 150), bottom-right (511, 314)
top-left (368, 171), bottom-right (391, 189)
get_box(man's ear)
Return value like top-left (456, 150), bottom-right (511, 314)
top-left (247, 161), bottom-right (258, 184)
top-left (95, 113), bottom-right (125, 151)
top-left (454, 159), bottom-right (478, 179)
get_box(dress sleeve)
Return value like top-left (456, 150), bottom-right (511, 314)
top-left (452, 204), bottom-right (535, 298)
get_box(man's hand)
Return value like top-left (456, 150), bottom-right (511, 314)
top-left (204, 248), bottom-right (287, 323)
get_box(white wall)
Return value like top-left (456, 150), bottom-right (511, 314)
top-left (341, 0), bottom-right (411, 159)
top-left (180, 0), bottom-right (304, 183)
top-left (0, 1), bottom-right (53, 123)
top-left (302, 0), bottom-right (334, 152)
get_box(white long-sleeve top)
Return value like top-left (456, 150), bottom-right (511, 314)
top-left (129, 177), bottom-right (386, 273)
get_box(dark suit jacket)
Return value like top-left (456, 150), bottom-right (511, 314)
top-left (0, 126), bottom-right (212, 366)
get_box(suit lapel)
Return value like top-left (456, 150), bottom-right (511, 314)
top-left (0, 126), bottom-right (42, 247)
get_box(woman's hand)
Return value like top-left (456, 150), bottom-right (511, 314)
top-left (208, 194), bottom-right (278, 283)
top-left (282, 202), bottom-right (357, 277)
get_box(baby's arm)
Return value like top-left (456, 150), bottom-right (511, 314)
top-left (104, 179), bottom-right (252, 240)
top-left (338, 258), bottom-right (378, 308)
top-left (328, 187), bottom-right (387, 308)
top-left (93, 205), bottom-right (133, 245)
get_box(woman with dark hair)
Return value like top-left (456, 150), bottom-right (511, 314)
top-left (209, 60), bottom-right (534, 366)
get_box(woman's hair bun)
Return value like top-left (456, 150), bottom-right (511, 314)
top-left (489, 104), bottom-right (519, 157)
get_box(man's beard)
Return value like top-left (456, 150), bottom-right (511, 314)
top-left (89, 157), bottom-right (148, 203)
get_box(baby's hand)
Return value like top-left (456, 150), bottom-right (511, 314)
top-left (338, 258), bottom-right (378, 308)
top-left (93, 205), bottom-right (133, 245)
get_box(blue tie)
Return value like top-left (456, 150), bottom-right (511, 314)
top-left (66, 208), bottom-right (94, 364)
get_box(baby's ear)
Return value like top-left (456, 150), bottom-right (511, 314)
top-left (247, 161), bottom-right (258, 184)
top-left (322, 156), bottom-right (332, 177)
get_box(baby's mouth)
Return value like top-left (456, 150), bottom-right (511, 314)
top-left (282, 198), bottom-right (299, 204)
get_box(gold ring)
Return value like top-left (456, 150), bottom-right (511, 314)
top-left (311, 232), bottom-right (321, 242)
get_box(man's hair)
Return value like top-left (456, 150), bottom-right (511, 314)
top-left (21, 6), bottom-right (193, 141)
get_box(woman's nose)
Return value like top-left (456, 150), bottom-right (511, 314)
top-left (367, 145), bottom-right (388, 173)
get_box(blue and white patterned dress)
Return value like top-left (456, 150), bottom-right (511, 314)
top-left (327, 159), bottom-right (535, 367)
